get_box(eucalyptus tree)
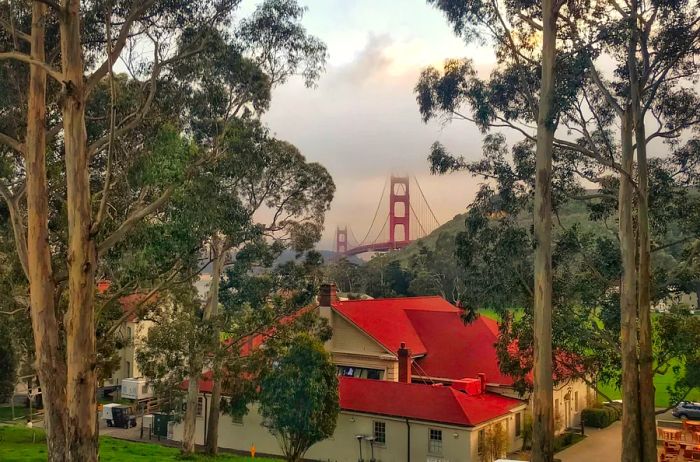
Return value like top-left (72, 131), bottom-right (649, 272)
top-left (0, 0), bottom-right (326, 459)
top-left (421, 0), bottom-right (586, 456)
top-left (421, 0), bottom-right (700, 457)
top-left (173, 2), bottom-right (328, 452)
top-left (192, 120), bottom-right (333, 454)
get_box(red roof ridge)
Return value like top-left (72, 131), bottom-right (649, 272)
top-left (335, 295), bottom-right (445, 304)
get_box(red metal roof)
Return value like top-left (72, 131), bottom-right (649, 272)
top-left (181, 370), bottom-right (214, 393)
top-left (407, 311), bottom-right (514, 385)
top-left (333, 296), bottom-right (458, 356)
top-left (333, 297), bottom-right (514, 385)
top-left (339, 377), bottom-right (524, 427)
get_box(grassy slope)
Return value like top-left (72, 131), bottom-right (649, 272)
top-left (481, 307), bottom-right (700, 407)
top-left (0, 426), bottom-right (278, 462)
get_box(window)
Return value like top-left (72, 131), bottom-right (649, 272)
top-left (141, 383), bottom-right (149, 395)
top-left (575, 391), bottom-right (579, 411)
top-left (478, 429), bottom-right (485, 454)
top-left (196, 397), bottom-right (204, 417)
top-left (373, 421), bottom-right (386, 445)
top-left (126, 327), bottom-right (132, 339)
top-left (515, 412), bottom-right (522, 437)
top-left (429, 429), bottom-right (442, 454)
top-left (125, 361), bottom-right (131, 378)
top-left (337, 366), bottom-right (384, 380)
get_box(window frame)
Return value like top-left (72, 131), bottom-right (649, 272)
top-left (428, 428), bottom-right (443, 455)
top-left (373, 420), bottom-right (386, 445)
top-left (515, 412), bottom-right (522, 437)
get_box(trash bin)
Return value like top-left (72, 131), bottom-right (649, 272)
top-left (153, 413), bottom-right (171, 438)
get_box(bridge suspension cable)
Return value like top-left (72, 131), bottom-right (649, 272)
top-left (354, 177), bottom-right (388, 246)
top-left (413, 176), bottom-right (441, 226)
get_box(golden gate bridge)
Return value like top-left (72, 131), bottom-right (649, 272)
top-left (335, 175), bottom-right (441, 256)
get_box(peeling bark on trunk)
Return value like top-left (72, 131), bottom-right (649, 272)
top-left (204, 240), bottom-right (225, 455)
top-left (531, 1), bottom-right (556, 460)
top-left (60, 1), bottom-right (98, 460)
top-left (26, 3), bottom-right (68, 461)
top-left (620, 108), bottom-right (642, 462)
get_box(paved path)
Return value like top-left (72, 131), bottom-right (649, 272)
top-left (556, 421), bottom-right (621, 462)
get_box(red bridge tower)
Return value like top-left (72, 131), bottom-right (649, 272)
top-left (389, 175), bottom-right (410, 247)
top-left (335, 226), bottom-right (347, 254)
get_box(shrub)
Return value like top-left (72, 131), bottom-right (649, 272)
top-left (581, 407), bottom-right (612, 428)
top-left (553, 432), bottom-right (585, 452)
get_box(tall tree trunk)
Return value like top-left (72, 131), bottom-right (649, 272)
top-left (182, 358), bottom-right (201, 454)
top-left (60, 1), bottom-right (98, 460)
top-left (26, 3), bottom-right (68, 461)
top-left (630, 30), bottom-right (656, 462)
top-left (182, 237), bottom-right (226, 455)
top-left (204, 239), bottom-right (226, 455)
top-left (620, 108), bottom-right (642, 462)
top-left (531, 0), bottom-right (557, 460)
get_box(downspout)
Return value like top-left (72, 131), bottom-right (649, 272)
top-left (405, 418), bottom-right (411, 462)
top-left (203, 394), bottom-right (209, 444)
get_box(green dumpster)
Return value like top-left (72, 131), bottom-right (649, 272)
top-left (153, 413), bottom-right (171, 438)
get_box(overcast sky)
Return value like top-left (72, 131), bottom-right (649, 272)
top-left (242, 0), bottom-right (503, 250)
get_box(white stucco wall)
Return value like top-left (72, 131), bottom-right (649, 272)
top-left (170, 399), bottom-right (525, 462)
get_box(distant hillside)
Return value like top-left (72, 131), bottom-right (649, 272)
top-left (379, 199), bottom-right (617, 265)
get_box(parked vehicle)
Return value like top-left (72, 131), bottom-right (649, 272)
top-left (121, 377), bottom-right (153, 401)
top-left (672, 401), bottom-right (700, 420)
top-left (102, 403), bottom-right (137, 428)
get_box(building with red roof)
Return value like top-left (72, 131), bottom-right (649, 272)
top-left (170, 283), bottom-right (592, 461)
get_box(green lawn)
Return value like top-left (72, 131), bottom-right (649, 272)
top-left (598, 363), bottom-right (700, 408)
top-left (0, 426), bottom-right (279, 462)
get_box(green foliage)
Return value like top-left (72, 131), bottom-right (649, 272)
top-left (552, 432), bottom-right (586, 452)
top-left (479, 422), bottom-right (508, 462)
top-left (581, 406), bottom-right (620, 428)
top-left (258, 334), bottom-right (339, 462)
top-left (0, 322), bottom-right (16, 402)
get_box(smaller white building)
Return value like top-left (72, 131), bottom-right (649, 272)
top-left (172, 373), bottom-right (527, 462)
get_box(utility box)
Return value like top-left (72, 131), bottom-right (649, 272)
top-left (153, 412), bottom-right (171, 438)
top-left (121, 377), bottom-right (153, 401)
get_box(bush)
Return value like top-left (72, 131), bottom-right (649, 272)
top-left (553, 432), bottom-right (586, 452)
top-left (582, 407), bottom-right (613, 428)
top-left (581, 405), bottom-right (621, 428)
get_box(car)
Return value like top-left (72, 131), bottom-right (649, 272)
top-left (102, 403), bottom-right (137, 428)
top-left (672, 401), bottom-right (700, 420)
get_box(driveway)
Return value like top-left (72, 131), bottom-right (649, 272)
top-left (556, 421), bottom-right (621, 462)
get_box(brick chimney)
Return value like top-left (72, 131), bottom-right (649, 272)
top-left (398, 342), bottom-right (411, 383)
top-left (319, 283), bottom-right (337, 307)
top-left (477, 373), bottom-right (486, 393)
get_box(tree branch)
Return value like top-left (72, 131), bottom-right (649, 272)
top-left (35, 0), bottom-right (62, 12)
top-left (0, 16), bottom-right (30, 43)
top-left (0, 183), bottom-right (29, 278)
top-left (0, 51), bottom-right (63, 81)
top-left (97, 185), bottom-right (175, 256)
top-left (0, 131), bottom-right (24, 153)
top-left (93, 4), bottom-right (117, 233)
top-left (86, 0), bottom-right (157, 92)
